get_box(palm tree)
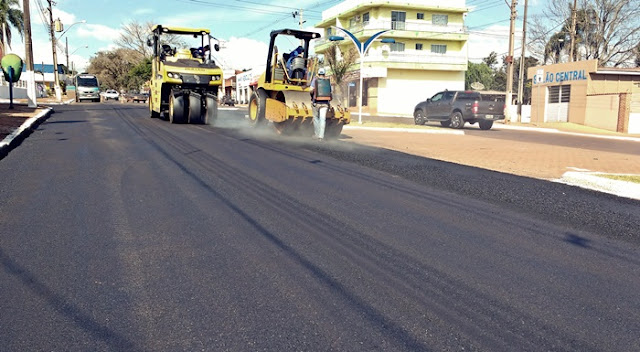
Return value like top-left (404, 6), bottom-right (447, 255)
top-left (0, 0), bottom-right (24, 52)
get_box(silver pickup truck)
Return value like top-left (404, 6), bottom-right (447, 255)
top-left (413, 90), bottom-right (505, 130)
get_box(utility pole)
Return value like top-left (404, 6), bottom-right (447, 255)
top-left (65, 37), bottom-right (69, 69)
top-left (505, 0), bottom-right (518, 123)
top-left (293, 9), bottom-right (305, 45)
top-left (47, 0), bottom-right (62, 102)
top-left (22, 0), bottom-right (37, 107)
top-left (569, 0), bottom-right (578, 62)
top-left (517, 0), bottom-right (528, 123)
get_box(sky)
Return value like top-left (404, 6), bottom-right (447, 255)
top-left (5, 0), bottom-right (549, 72)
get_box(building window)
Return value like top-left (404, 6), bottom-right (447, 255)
top-left (391, 11), bottom-right (406, 30)
top-left (349, 17), bottom-right (357, 29)
top-left (363, 12), bottom-right (370, 25)
top-left (433, 14), bottom-right (449, 26)
top-left (549, 85), bottom-right (571, 103)
top-left (431, 44), bottom-right (447, 54)
top-left (325, 28), bottom-right (332, 37)
top-left (417, 13), bottom-right (424, 20)
top-left (416, 43), bottom-right (423, 50)
top-left (390, 42), bottom-right (405, 52)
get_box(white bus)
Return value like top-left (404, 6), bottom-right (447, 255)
top-left (74, 74), bottom-right (100, 102)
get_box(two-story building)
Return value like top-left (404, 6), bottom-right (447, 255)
top-left (314, 0), bottom-right (469, 116)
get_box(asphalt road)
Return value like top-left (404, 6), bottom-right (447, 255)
top-left (1, 102), bottom-right (639, 351)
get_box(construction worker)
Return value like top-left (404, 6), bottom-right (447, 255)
top-left (309, 67), bottom-right (332, 140)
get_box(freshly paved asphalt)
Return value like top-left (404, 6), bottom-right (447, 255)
top-left (1, 102), bottom-right (639, 351)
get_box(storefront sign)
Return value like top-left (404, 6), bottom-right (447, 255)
top-left (533, 69), bottom-right (587, 85)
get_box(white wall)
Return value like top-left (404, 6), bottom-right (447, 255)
top-left (629, 113), bottom-right (640, 134)
top-left (0, 86), bottom-right (28, 99)
top-left (377, 69), bottom-right (464, 116)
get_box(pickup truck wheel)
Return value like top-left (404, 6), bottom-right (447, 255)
top-left (479, 120), bottom-right (494, 130)
top-left (449, 112), bottom-right (465, 129)
top-left (440, 120), bottom-right (451, 127)
top-left (413, 110), bottom-right (426, 125)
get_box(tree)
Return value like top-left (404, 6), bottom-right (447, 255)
top-left (482, 51), bottom-right (499, 69)
top-left (324, 43), bottom-right (357, 106)
top-left (87, 48), bottom-right (140, 90)
top-left (0, 0), bottom-right (23, 51)
top-left (531, 0), bottom-right (640, 67)
top-left (465, 62), bottom-right (494, 91)
top-left (126, 57), bottom-right (151, 91)
top-left (115, 20), bottom-right (187, 60)
top-left (635, 45), bottom-right (640, 67)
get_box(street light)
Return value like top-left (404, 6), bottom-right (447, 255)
top-left (329, 26), bottom-right (394, 124)
top-left (56, 20), bottom-right (86, 72)
top-left (50, 19), bottom-right (86, 101)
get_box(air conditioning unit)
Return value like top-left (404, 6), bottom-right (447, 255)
top-left (355, 15), bottom-right (360, 21)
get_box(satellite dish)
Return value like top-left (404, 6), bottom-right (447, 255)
top-left (470, 82), bottom-right (485, 90)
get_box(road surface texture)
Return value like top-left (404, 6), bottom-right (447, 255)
top-left (1, 102), bottom-right (639, 351)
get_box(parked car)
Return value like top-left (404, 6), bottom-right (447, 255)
top-left (101, 89), bottom-right (120, 101)
top-left (413, 90), bottom-right (505, 130)
top-left (221, 95), bottom-right (236, 106)
top-left (120, 91), bottom-right (149, 103)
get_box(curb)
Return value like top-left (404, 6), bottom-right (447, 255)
top-left (494, 123), bottom-right (640, 142)
top-left (344, 125), bottom-right (464, 135)
top-left (554, 171), bottom-right (640, 200)
top-left (0, 107), bottom-right (53, 159)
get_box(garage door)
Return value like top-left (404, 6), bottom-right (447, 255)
top-left (546, 85), bottom-right (570, 122)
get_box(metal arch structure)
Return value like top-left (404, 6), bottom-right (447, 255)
top-left (332, 26), bottom-right (391, 124)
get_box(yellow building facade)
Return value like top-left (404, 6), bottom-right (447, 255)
top-left (314, 0), bottom-right (469, 116)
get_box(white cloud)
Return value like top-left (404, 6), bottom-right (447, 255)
top-left (214, 37), bottom-right (269, 71)
top-left (76, 24), bottom-right (121, 42)
top-left (467, 25), bottom-right (524, 63)
top-left (133, 8), bottom-right (154, 16)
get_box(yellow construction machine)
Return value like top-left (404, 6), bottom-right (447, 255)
top-left (248, 29), bottom-right (350, 138)
top-left (148, 25), bottom-right (223, 124)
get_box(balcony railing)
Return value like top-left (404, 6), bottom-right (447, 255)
top-left (348, 20), bottom-right (467, 35)
top-left (366, 51), bottom-right (467, 66)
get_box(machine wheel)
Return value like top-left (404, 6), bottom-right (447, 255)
top-left (248, 89), bottom-right (267, 127)
top-left (440, 120), bottom-right (451, 127)
top-left (188, 94), bottom-right (203, 124)
top-left (414, 110), bottom-right (426, 125)
top-left (204, 96), bottom-right (218, 125)
top-left (479, 120), bottom-right (494, 130)
top-left (449, 111), bottom-right (465, 129)
top-left (325, 121), bottom-right (344, 139)
top-left (149, 98), bottom-right (160, 118)
top-left (169, 93), bottom-right (187, 124)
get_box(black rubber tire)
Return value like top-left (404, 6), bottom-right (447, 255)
top-left (169, 94), bottom-right (187, 124)
top-left (414, 110), bottom-right (426, 125)
top-left (188, 95), bottom-right (203, 124)
top-left (479, 120), bottom-right (494, 130)
top-left (149, 98), bottom-right (160, 118)
top-left (248, 89), bottom-right (267, 127)
top-left (449, 111), bottom-right (465, 129)
top-left (325, 121), bottom-right (344, 139)
top-left (204, 96), bottom-right (217, 125)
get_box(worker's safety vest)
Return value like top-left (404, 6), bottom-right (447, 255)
top-left (314, 78), bottom-right (332, 102)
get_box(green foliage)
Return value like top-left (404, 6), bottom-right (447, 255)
top-left (0, 0), bottom-right (24, 50)
top-left (126, 57), bottom-right (151, 91)
top-left (465, 62), bottom-right (493, 90)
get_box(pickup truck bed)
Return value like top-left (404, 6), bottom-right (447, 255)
top-left (414, 90), bottom-right (505, 130)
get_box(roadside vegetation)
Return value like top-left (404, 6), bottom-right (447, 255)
top-left (86, 21), bottom-right (182, 92)
top-left (597, 174), bottom-right (640, 184)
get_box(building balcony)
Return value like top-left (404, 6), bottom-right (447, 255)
top-left (316, 20), bottom-right (467, 50)
top-left (366, 51), bottom-right (467, 66)
top-left (350, 20), bottom-right (467, 35)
